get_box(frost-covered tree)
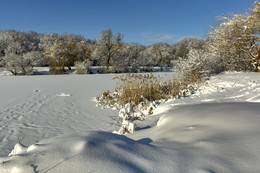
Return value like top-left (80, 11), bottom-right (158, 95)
top-left (176, 49), bottom-right (219, 81)
top-left (23, 51), bottom-right (46, 74)
top-left (124, 43), bottom-right (146, 72)
top-left (111, 43), bottom-right (146, 73)
top-left (208, 2), bottom-right (260, 72)
top-left (175, 38), bottom-right (205, 59)
top-left (93, 29), bottom-right (123, 71)
top-left (4, 30), bottom-right (27, 55)
top-left (2, 52), bottom-right (43, 75)
top-left (0, 30), bottom-right (44, 74)
top-left (129, 44), bottom-right (145, 72)
top-left (39, 33), bottom-right (62, 50)
top-left (138, 43), bottom-right (174, 71)
top-left (208, 15), bottom-right (252, 71)
top-left (150, 43), bottom-right (174, 70)
top-left (1, 30), bottom-right (41, 55)
top-left (0, 32), bottom-right (6, 66)
top-left (3, 53), bottom-right (24, 75)
top-left (44, 40), bottom-right (92, 74)
top-left (138, 47), bottom-right (154, 71)
top-left (0, 30), bottom-right (97, 74)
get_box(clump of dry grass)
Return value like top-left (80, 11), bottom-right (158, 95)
top-left (95, 72), bottom-right (203, 134)
top-left (95, 73), bottom-right (202, 111)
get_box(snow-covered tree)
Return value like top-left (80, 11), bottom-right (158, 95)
top-left (0, 30), bottom-right (44, 74)
top-left (1, 30), bottom-right (41, 56)
top-left (208, 2), bottom-right (260, 72)
top-left (152, 43), bottom-right (174, 70)
top-left (138, 43), bottom-right (175, 71)
top-left (110, 43), bottom-right (146, 73)
top-left (44, 40), bottom-right (92, 74)
top-left (39, 33), bottom-right (62, 50)
top-left (175, 38), bottom-right (205, 59)
top-left (93, 29), bottom-right (123, 71)
top-left (124, 43), bottom-right (145, 72)
top-left (177, 48), bottom-right (220, 81)
top-left (3, 53), bottom-right (25, 75)
top-left (138, 48), bottom-right (154, 71)
top-left (22, 51), bottom-right (46, 74)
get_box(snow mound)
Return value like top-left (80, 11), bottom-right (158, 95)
top-left (8, 143), bottom-right (27, 156)
top-left (57, 93), bottom-right (71, 97)
top-left (0, 131), bottom-right (175, 173)
top-left (130, 102), bottom-right (260, 173)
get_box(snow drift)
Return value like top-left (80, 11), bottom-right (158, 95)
top-left (130, 102), bottom-right (260, 172)
top-left (0, 131), bottom-right (175, 173)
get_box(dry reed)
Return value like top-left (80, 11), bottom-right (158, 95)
top-left (96, 73), bottom-right (203, 112)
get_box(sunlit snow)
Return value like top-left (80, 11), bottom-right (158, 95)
top-left (0, 72), bottom-right (260, 172)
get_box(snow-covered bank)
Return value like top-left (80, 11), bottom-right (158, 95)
top-left (1, 72), bottom-right (260, 172)
top-left (0, 131), bottom-right (176, 173)
top-left (129, 102), bottom-right (260, 172)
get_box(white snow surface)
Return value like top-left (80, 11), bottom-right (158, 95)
top-left (1, 72), bottom-right (260, 172)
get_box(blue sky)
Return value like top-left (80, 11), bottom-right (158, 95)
top-left (0, 0), bottom-right (256, 45)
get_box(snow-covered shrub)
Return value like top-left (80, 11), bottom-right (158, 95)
top-left (113, 103), bottom-right (145, 134)
top-left (3, 53), bottom-right (35, 75)
top-left (95, 73), bottom-right (199, 134)
top-left (75, 61), bottom-right (87, 74)
top-left (75, 60), bottom-right (91, 74)
top-left (176, 48), bottom-right (220, 83)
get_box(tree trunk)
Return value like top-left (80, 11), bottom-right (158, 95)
top-left (254, 51), bottom-right (260, 72)
top-left (106, 55), bottom-right (111, 72)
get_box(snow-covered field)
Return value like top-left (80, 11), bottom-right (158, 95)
top-left (0, 72), bottom-right (260, 172)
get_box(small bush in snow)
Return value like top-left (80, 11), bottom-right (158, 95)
top-left (176, 48), bottom-right (221, 82)
top-left (112, 103), bottom-right (145, 134)
top-left (95, 73), bottom-right (200, 134)
top-left (75, 60), bottom-right (91, 74)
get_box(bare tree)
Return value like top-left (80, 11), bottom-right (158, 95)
top-left (94, 29), bottom-right (123, 71)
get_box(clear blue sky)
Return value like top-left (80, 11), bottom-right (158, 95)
top-left (0, 0), bottom-right (256, 45)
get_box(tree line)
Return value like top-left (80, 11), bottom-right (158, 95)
top-left (0, 2), bottom-right (259, 75)
top-left (0, 29), bottom-right (205, 75)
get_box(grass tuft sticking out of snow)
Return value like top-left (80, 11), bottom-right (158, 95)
top-left (95, 73), bottom-right (203, 134)
top-left (96, 73), bottom-right (201, 110)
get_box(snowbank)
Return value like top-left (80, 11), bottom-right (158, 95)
top-left (0, 131), bottom-right (175, 173)
top-left (129, 102), bottom-right (260, 172)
